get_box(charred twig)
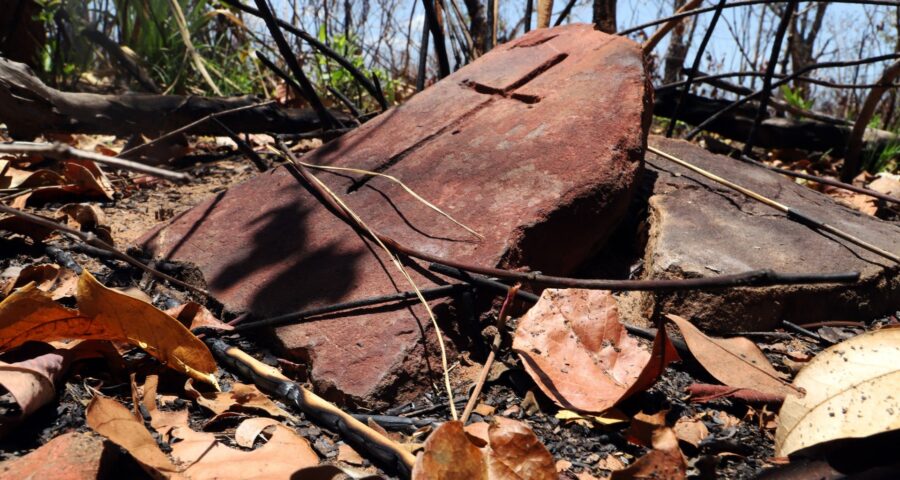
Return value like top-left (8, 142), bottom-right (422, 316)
top-left (117, 100), bottom-right (276, 159)
top-left (416, 13), bottom-right (431, 92)
top-left (210, 118), bottom-right (268, 172)
top-left (683, 53), bottom-right (900, 140)
top-left (460, 284), bottom-right (519, 424)
top-left (252, 0), bottom-right (339, 130)
top-left (205, 338), bottom-right (416, 476)
top-left (782, 319), bottom-right (833, 345)
top-left (350, 414), bottom-right (438, 432)
top-left (327, 86), bottom-right (364, 119)
top-left (617, 0), bottom-right (900, 36)
top-left (0, 204), bottom-right (208, 296)
top-left (228, 284), bottom-right (466, 332)
top-left (648, 146), bottom-right (899, 264)
top-left (422, 0), bottom-right (451, 78)
top-left (737, 155), bottom-right (900, 205)
top-left (655, 71), bottom-right (900, 92)
top-left (842, 58), bottom-right (900, 180)
top-left (0, 142), bottom-right (190, 182)
top-left (218, 0), bottom-right (388, 110)
top-left (553, 0), bottom-right (578, 26)
top-left (666, 0), bottom-right (727, 138)
top-left (742, 0), bottom-right (797, 155)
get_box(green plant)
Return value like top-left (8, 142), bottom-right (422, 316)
top-left (312, 25), bottom-right (398, 111)
top-left (781, 85), bottom-right (813, 111)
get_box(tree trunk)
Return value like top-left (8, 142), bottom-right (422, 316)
top-left (463, 0), bottom-right (487, 54)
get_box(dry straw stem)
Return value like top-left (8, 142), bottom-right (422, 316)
top-left (167, 0), bottom-right (222, 96)
top-left (460, 284), bottom-right (520, 424)
top-left (272, 144), bottom-right (458, 420)
top-left (300, 163), bottom-right (483, 240)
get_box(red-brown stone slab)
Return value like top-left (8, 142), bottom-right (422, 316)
top-left (0, 432), bottom-right (109, 480)
top-left (140, 24), bottom-right (651, 407)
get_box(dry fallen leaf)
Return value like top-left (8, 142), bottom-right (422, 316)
top-left (775, 329), bottom-right (900, 457)
top-left (235, 417), bottom-right (281, 448)
top-left (0, 263), bottom-right (77, 300)
top-left (625, 411), bottom-right (667, 447)
top-left (57, 203), bottom-right (114, 245)
top-left (85, 395), bottom-right (179, 475)
top-left (673, 415), bottom-right (709, 448)
top-left (413, 417), bottom-right (556, 480)
top-left (514, 289), bottom-right (679, 413)
top-left (666, 314), bottom-right (798, 399)
top-left (184, 379), bottom-right (296, 421)
top-left (165, 302), bottom-right (233, 331)
top-left (610, 428), bottom-right (686, 480)
top-left (169, 419), bottom-right (320, 479)
top-left (0, 271), bottom-right (218, 387)
top-left (0, 349), bottom-right (64, 436)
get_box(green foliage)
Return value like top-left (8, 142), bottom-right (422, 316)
top-left (865, 141), bottom-right (900, 174)
top-left (780, 85), bottom-right (813, 111)
top-left (312, 25), bottom-right (398, 111)
top-left (34, 0), bottom-right (259, 95)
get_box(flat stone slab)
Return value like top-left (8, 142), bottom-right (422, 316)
top-left (621, 136), bottom-right (899, 332)
top-left (141, 24), bottom-right (650, 407)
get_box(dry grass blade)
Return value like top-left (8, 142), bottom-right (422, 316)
top-left (300, 162), bottom-right (483, 240)
top-left (167, 0), bottom-right (222, 96)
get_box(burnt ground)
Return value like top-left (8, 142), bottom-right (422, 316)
top-left (1, 135), bottom-right (898, 479)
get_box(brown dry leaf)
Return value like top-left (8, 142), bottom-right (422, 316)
top-left (597, 454), bottom-right (626, 472)
top-left (0, 263), bottom-right (77, 300)
top-left (0, 350), bottom-right (64, 436)
top-left (514, 289), bottom-right (679, 413)
top-left (0, 215), bottom-right (56, 242)
top-left (165, 302), bottom-right (233, 331)
top-left (0, 272), bottom-right (217, 387)
top-left (775, 328), bottom-right (900, 457)
top-left (666, 314), bottom-right (798, 399)
top-left (57, 203), bottom-right (114, 245)
top-left (235, 417), bottom-right (280, 448)
top-left (184, 379), bottom-right (295, 421)
top-left (336, 443), bottom-right (366, 466)
top-left (85, 395), bottom-right (179, 475)
top-left (673, 415), bottom-right (709, 448)
top-left (413, 417), bottom-right (556, 480)
top-left (610, 428), bottom-right (686, 480)
top-left (625, 411), bottom-right (667, 447)
top-left (169, 419), bottom-right (320, 479)
top-left (826, 188), bottom-right (878, 215)
top-left (139, 375), bottom-right (189, 441)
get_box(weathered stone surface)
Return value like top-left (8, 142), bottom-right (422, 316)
top-left (141, 24), bottom-right (651, 406)
top-left (621, 136), bottom-right (899, 332)
top-left (0, 432), bottom-right (111, 479)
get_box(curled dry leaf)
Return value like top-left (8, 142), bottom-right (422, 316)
top-left (775, 329), bottom-right (900, 457)
top-left (610, 428), bottom-right (686, 480)
top-left (85, 395), bottom-right (179, 475)
top-left (57, 203), bottom-right (114, 245)
top-left (0, 271), bottom-right (217, 387)
top-left (514, 289), bottom-right (679, 413)
top-left (673, 415), bottom-right (710, 448)
top-left (0, 350), bottom-right (64, 436)
top-left (184, 379), bottom-right (296, 421)
top-left (0, 263), bottom-right (77, 300)
top-left (686, 383), bottom-right (785, 404)
top-left (235, 417), bottom-right (281, 448)
top-left (165, 302), bottom-right (233, 331)
top-left (666, 314), bottom-right (798, 399)
top-left (413, 417), bottom-right (556, 480)
top-left (169, 419), bottom-right (320, 479)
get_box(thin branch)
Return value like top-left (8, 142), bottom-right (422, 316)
top-left (743, 0), bottom-right (798, 155)
top-left (0, 203), bottom-right (209, 296)
top-left (666, 0), bottom-right (728, 138)
top-left (252, 0), bottom-right (339, 129)
top-left (219, 0), bottom-right (388, 110)
top-left (228, 284), bottom-right (465, 332)
top-left (118, 101), bottom-right (276, 159)
top-left (0, 142), bottom-right (191, 182)
top-left (648, 146), bottom-right (899, 264)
